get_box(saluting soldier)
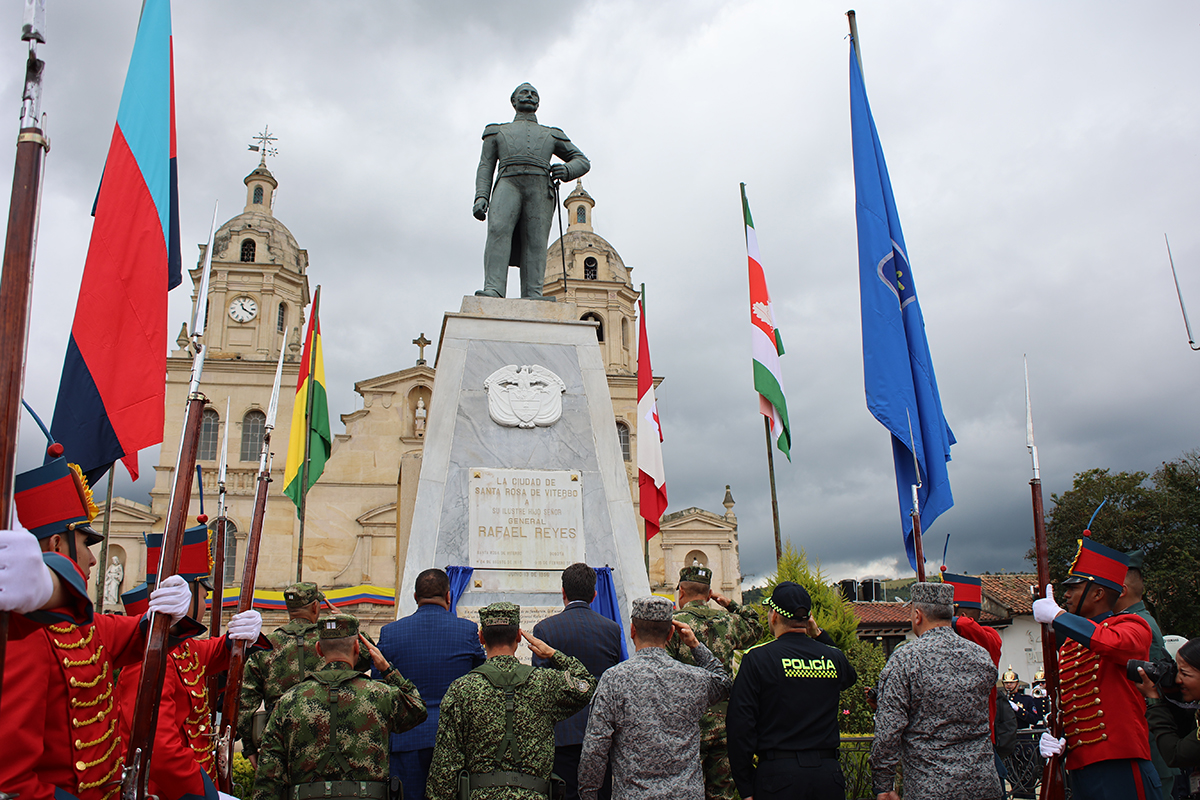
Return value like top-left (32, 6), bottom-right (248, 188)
top-left (252, 614), bottom-right (427, 800)
top-left (239, 581), bottom-right (325, 765)
top-left (665, 565), bottom-right (763, 800)
top-left (115, 525), bottom-right (266, 800)
top-left (0, 450), bottom-right (193, 800)
top-left (427, 602), bottom-right (597, 800)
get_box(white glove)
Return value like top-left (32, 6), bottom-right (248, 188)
top-left (1039, 731), bottom-right (1067, 757)
top-left (147, 574), bottom-right (191, 623)
top-left (0, 526), bottom-right (54, 614)
top-left (227, 610), bottom-right (262, 641)
top-left (1032, 583), bottom-right (1063, 624)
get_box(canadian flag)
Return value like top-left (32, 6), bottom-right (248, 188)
top-left (637, 299), bottom-right (667, 540)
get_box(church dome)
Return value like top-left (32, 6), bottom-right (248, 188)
top-left (209, 164), bottom-right (306, 275)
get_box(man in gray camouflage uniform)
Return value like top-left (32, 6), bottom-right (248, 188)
top-left (869, 581), bottom-right (1002, 800)
top-left (579, 595), bottom-right (732, 800)
top-left (426, 602), bottom-right (596, 800)
top-left (666, 565), bottom-right (762, 800)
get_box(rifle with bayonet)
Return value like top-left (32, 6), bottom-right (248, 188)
top-left (207, 398), bottom-right (230, 721)
top-left (1026, 358), bottom-right (1066, 800)
top-left (0, 0), bottom-right (49, 710)
top-left (216, 345), bottom-right (285, 792)
top-left (120, 204), bottom-right (219, 800)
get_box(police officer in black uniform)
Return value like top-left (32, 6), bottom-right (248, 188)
top-left (726, 582), bottom-right (858, 800)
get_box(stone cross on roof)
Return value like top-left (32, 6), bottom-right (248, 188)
top-left (413, 332), bottom-right (431, 366)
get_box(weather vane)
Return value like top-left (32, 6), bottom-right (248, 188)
top-left (248, 125), bottom-right (278, 165)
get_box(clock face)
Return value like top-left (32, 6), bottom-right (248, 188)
top-left (228, 296), bottom-right (258, 323)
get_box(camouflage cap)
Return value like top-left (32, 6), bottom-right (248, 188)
top-left (910, 581), bottom-right (955, 611)
top-left (284, 582), bottom-right (322, 609)
top-left (631, 595), bottom-right (675, 622)
top-left (479, 602), bottom-right (520, 627)
top-left (318, 613), bottom-right (359, 640)
top-left (679, 565), bottom-right (713, 586)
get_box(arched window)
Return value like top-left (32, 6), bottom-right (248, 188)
top-left (581, 312), bottom-right (604, 342)
top-left (277, 302), bottom-right (287, 333)
top-left (198, 408), bottom-right (220, 461)
top-left (616, 421), bottom-right (630, 461)
top-left (240, 410), bottom-right (265, 461)
top-left (253, 185), bottom-right (264, 205)
top-left (209, 518), bottom-right (240, 586)
top-left (576, 205), bottom-right (586, 224)
top-left (240, 238), bottom-right (256, 262)
top-left (584, 256), bottom-right (598, 280)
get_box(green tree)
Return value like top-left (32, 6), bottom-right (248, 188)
top-left (840, 638), bottom-right (885, 734)
top-left (756, 542), bottom-right (860, 651)
top-left (1034, 451), bottom-right (1200, 638)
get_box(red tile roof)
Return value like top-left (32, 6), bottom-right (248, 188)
top-left (851, 602), bottom-right (912, 624)
top-left (981, 574), bottom-right (1038, 616)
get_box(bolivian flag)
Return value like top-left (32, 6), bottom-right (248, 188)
top-left (283, 291), bottom-right (331, 509)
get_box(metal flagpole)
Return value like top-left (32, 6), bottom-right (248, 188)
top-left (906, 410), bottom-right (926, 581)
top-left (763, 417), bottom-right (782, 566)
top-left (296, 284), bottom-right (321, 582)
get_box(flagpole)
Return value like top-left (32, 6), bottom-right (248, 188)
top-left (846, 10), bottom-right (864, 75)
top-left (640, 283), bottom-right (650, 580)
top-left (763, 418), bottom-right (782, 565)
top-left (295, 284), bottom-right (320, 583)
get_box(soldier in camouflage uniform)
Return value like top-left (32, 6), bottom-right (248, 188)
top-left (240, 582), bottom-right (370, 764)
top-left (426, 602), bottom-right (597, 800)
top-left (665, 565), bottom-right (763, 800)
top-left (252, 614), bottom-right (428, 800)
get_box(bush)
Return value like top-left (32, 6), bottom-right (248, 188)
top-left (233, 752), bottom-right (255, 798)
top-left (839, 639), bottom-right (885, 734)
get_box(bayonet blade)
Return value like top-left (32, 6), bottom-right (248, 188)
top-left (1024, 355), bottom-right (1040, 478)
top-left (217, 398), bottom-right (230, 487)
top-left (265, 345), bottom-right (285, 431)
top-left (189, 202), bottom-right (219, 340)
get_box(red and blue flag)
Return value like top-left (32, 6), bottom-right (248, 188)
top-left (49, 0), bottom-right (180, 483)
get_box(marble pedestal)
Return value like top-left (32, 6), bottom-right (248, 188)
top-left (397, 296), bottom-right (650, 645)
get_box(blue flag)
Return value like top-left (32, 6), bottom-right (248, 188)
top-left (850, 41), bottom-right (955, 570)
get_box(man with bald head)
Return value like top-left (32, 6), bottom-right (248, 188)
top-left (473, 82), bottom-right (590, 298)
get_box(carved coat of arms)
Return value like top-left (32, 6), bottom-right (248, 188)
top-left (483, 364), bottom-right (566, 428)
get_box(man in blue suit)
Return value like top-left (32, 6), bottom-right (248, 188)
top-left (377, 568), bottom-right (485, 800)
top-left (532, 562), bottom-right (625, 800)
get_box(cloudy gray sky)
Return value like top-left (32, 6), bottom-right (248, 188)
top-left (5, 1), bottom-right (1199, 586)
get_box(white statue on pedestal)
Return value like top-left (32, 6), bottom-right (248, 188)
top-left (103, 557), bottom-right (123, 607)
top-left (414, 397), bottom-right (427, 436)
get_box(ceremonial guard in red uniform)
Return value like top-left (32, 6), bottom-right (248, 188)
top-left (1033, 538), bottom-right (1161, 798)
top-left (0, 447), bottom-right (193, 800)
top-left (115, 524), bottom-right (265, 800)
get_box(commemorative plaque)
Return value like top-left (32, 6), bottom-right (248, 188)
top-left (468, 468), bottom-right (585, 570)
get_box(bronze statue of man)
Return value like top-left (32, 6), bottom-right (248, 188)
top-left (473, 83), bottom-right (590, 299)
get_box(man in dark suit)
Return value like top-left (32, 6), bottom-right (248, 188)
top-left (376, 568), bottom-right (486, 800)
top-left (532, 562), bottom-right (625, 800)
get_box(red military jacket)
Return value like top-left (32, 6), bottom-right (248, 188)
top-left (1053, 609), bottom-right (1152, 770)
top-left (0, 554), bottom-right (147, 800)
top-left (954, 615), bottom-right (1003, 742)
top-left (116, 635), bottom-right (231, 800)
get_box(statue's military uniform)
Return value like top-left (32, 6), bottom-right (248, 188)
top-left (426, 603), bottom-right (597, 800)
top-left (665, 566), bottom-right (763, 800)
top-left (252, 615), bottom-right (427, 800)
top-left (239, 584), bottom-right (371, 757)
top-left (474, 84), bottom-right (589, 299)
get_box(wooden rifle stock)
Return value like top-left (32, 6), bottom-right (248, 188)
top-left (1032, 477), bottom-right (1066, 800)
top-left (120, 393), bottom-right (207, 800)
top-left (216, 464), bottom-right (270, 791)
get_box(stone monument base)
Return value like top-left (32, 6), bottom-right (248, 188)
top-left (398, 296), bottom-right (649, 650)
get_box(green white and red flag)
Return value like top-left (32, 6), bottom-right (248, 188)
top-left (637, 298), bottom-right (667, 540)
top-left (742, 183), bottom-right (791, 461)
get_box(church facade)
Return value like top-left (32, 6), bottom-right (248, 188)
top-left (93, 164), bottom-right (744, 626)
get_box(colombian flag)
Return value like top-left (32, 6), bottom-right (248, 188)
top-left (283, 288), bottom-right (330, 509)
top-left (48, 0), bottom-right (180, 484)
